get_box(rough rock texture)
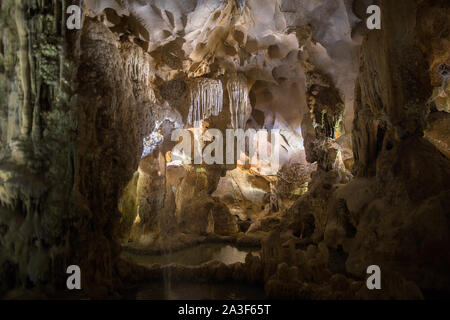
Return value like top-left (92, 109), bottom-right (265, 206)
top-left (136, 152), bottom-right (166, 229)
top-left (0, 2), bottom-right (154, 296)
top-left (175, 166), bottom-right (238, 236)
top-left (262, 0), bottom-right (450, 298)
top-left (118, 171), bottom-right (139, 242)
top-left (345, 0), bottom-right (450, 291)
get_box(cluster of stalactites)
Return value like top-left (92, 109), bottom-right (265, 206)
top-left (234, 0), bottom-right (247, 15)
top-left (187, 78), bottom-right (224, 128)
top-left (227, 73), bottom-right (249, 129)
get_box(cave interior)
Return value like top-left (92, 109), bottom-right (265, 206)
top-left (0, 0), bottom-right (449, 300)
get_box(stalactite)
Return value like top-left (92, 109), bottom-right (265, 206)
top-left (124, 51), bottom-right (150, 85)
top-left (187, 78), bottom-right (224, 128)
top-left (227, 73), bottom-right (249, 129)
top-left (14, 0), bottom-right (32, 137)
top-left (234, 0), bottom-right (247, 15)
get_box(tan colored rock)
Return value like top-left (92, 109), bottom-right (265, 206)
top-left (425, 111), bottom-right (450, 159)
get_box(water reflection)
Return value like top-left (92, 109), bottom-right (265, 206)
top-left (135, 282), bottom-right (266, 300)
top-left (122, 243), bottom-right (259, 267)
top-left (123, 243), bottom-right (264, 300)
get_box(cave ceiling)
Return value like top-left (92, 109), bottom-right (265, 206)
top-left (85, 0), bottom-right (364, 134)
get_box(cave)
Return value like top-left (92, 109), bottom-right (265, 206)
top-left (0, 0), bottom-right (449, 301)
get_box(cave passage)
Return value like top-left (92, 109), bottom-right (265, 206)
top-left (107, 0), bottom-right (356, 300)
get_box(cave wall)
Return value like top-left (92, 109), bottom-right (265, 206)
top-left (0, 0), bottom-right (80, 294)
top-left (282, 0), bottom-right (450, 296)
top-left (352, 0), bottom-right (432, 177)
top-left (73, 18), bottom-right (154, 295)
top-left (0, 1), bottom-right (152, 296)
top-left (339, 0), bottom-right (450, 290)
